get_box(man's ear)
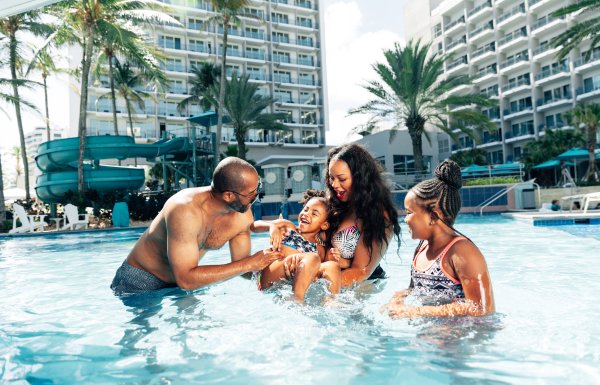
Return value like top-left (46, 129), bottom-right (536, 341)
top-left (320, 221), bottom-right (330, 231)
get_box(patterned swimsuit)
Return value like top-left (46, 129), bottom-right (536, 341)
top-left (282, 230), bottom-right (317, 253)
top-left (331, 225), bottom-right (361, 259)
top-left (411, 237), bottom-right (466, 304)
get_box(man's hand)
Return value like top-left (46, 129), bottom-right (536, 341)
top-left (250, 248), bottom-right (284, 271)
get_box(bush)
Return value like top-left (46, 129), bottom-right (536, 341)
top-left (464, 176), bottom-right (521, 186)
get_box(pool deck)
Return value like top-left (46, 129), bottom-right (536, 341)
top-left (502, 210), bottom-right (600, 226)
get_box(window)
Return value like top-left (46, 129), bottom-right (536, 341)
top-left (271, 12), bottom-right (288, 24)
top-left (301, 130), bottom-right (317, 144)
top-left (245, 27), bottom-right (263, 40)
top-left (188, 18), bottom-right (203, 30)
top-left (298, 35), bottom-right (313, 47)
top-left (298, 54), bottom-right (313, 66)
top-left (273, 51), bottom-right (291, 63)
top-left (393, 155), bottom-right (432, 174)
top-left (274, 90), bottom-right (293, 103)
top-left (439, 138), bottom-right (450, 153)
top-left (274, 70), bottom-right (292, 83)
top-left (299, 73), bottom-right (314, 85)
top-left (158, 36), bottom-right (181, 50)
top-left (433, 23), bottom-right (442, 38)
top-left (301, 111), bottom-right (317, 124)
top-left (272, 31), bottom-right (289, 43)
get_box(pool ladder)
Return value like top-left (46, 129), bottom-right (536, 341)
top-left (477, 179), bottom-right (541, 216)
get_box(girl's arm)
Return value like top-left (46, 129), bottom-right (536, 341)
top-left (250, 217), bottom-right (297, 251)
top-left (386, 241), bottom-right (495, 318)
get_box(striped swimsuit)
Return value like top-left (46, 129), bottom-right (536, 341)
top-left (331, 225), bottom-right (360, 259)
top-left (411, 237), bottom-right (466, 304)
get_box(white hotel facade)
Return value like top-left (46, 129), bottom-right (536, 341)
top-left (405, 0), bottom-right (600, 164)
top-left (61, 0), bottom-right (328, 167)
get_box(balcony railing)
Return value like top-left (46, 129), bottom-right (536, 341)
top-left (534, 64), bottom-right (569, 81)
top-left (447, 56), bottom-right (468, 70)
top-left (536, 93), bottom-right (572, 106)
top-left (574, 50), bottom-right (600, 67)
top-left (444, 16), bottom-right (465, 31)
top-left (497, 4), bottom-right (525, 24)
top-left (472, 44), bottom-right (495, 59)
top-left (468, 0), bottom-right (492, 17)
top-left (503, 77), bottom-right (530, 91)
top-left (446, 37), bottom-right (466, 51)
top-left (503, 106), bottom-right (533, 115)
top-left (475, 66), bottom-right (497, 78)
top-left (576, 83), bottom-right (600, 95)
top-left (470, 22), bottom-right (493, 38)
top-left (531, 14), bottom-right (565, 31)
top-left (532, 44), bottom-right (554, 56)
top-left (500, 55), bottom-right (528, 69)
top-left (498, 29), bottom-right (527, 47)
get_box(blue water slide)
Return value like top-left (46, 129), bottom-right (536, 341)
top-left (35, 135), bottom-right (190, 203)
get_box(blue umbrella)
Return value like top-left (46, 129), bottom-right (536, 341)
top-left (556, 147), bottom-right (589, 160)
top-left (532, 159), bottom-right (574, 169)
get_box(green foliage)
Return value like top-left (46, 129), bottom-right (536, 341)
top-left (450, 148), bottom-right (489, 167)
top-left (551, 1), bottom-right (600, 60)
top-left (464, 176), bottom-right (520, 186)
top-left (521, 128), bottom-right (585, 171)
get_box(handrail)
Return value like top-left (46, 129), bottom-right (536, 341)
top-left (478, 179), bottom-right (539, 215)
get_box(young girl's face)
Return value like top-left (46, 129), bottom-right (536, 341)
top-left (328, 159), bottom-right (353, 202)
top-left (298, 198), bottom-right (329, 234)
top-left (404, 191), bottom-right (432, 240)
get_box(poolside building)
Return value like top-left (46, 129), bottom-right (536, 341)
top-left (58, 0), bottom-right (329, 170)
top-left (405, 0), bottom-right (600, 165)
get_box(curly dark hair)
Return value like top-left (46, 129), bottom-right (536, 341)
top-left (324, 144), bottom-right (401, 261)
top-left (411, 159), bottom-right (462, 226)
top-left (300, 189), bottom-right (327, 205)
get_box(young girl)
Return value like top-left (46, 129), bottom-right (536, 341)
top-left (385, 160), bottom-right (495, 318)
top-left (252, 190), bottom-right (343, 301)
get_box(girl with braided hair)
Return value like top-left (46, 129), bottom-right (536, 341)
top-left (384, 160), bottom-right (495, 318)
top-left (325, 144), bottom-right (401, 287)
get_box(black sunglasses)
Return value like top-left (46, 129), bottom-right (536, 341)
top-left (226, 179), bottom-right (262, 203)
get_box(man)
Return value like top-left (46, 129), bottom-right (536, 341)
top-left (111, 157), bottom-right (283, 294)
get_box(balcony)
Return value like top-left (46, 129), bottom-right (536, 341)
top-left (530, 14), bottom-right (566, 36)
top-left (532, 44), bottom-right (560, 60)
top-left (498, 29), bottom-right (527, 49)
top-left (446, 37), bottom-right (467, 53)
top-left (574, 51), bottom-right (600, 72)
top-left (446, 56), bottom-right (468, 74)
top-left (576, 83), bottom-right (600, 101)
top-left (473, 66), bottom-right (498, 83)
top-left (499, 55), bottom-right (529, 74)
top-left (444, 16), bottom-right (465, 34)
top-left (502, 77), bottom-right (531, 95)
top-left (503, 106), bottom-right (533, 119)
top-left (467, 0), bottom-right (493, 22)
top-left (505, 127), bottom-right (534, 142)
top-left (536, 93), bottom-right (573, 111)
top-left (471, 44), bottom-right (496, 64)
top-left (469, 22), bottom-right (494, 44)
top-left (497, 4), bottom-right (526, 28)
top-left (534, 64), bottom-right (570, 85)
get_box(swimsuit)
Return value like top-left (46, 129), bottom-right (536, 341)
top-left (111, 260), bottom-right (176, 295)
top-left (332, 224), bottom-right (386, 279)
top-left (331, 225), bottom-right (360, 259)
top-left (410, 237), bottom-right (466, 303)
top-left (282, 230), bottom-right (317, 253)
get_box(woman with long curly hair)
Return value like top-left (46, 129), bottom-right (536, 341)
top-left (324, 143), bottom-right (401, 287)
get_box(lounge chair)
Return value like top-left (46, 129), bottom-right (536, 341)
top-left (8, 203), bottom-right (48, 234)
top-left (560, 191), bottom-right (600, 213)
top-left (61, 204), bottom-right (89, 231)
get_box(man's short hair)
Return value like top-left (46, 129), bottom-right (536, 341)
top-left (213, 157), bottom-right (256, 193)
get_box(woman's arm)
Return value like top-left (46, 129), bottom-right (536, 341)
top-left (386, 241), bottom-right (495, 318)
top-left (340, 230), bottom-right (388, 287)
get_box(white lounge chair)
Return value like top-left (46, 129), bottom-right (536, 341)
top-left (9, 203), bottom-right (48, 234)
top-left (61, 204), bottom-right (89, 231)
top-left (560, 191), bottom-right (600, 213)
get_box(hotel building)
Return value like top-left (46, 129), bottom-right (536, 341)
top-left (405, 0), bottom-right (600, 164)
top-left (63, 0), bottom-right (328, 168)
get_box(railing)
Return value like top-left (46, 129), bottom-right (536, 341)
top-left (497, 4), bottom-right (525, 24)
top-left (444, 16), bottom-right (465, 31)
top-left (503, 106), bottom-right (533, 115)
top-left (475, 66), bottom-right (497, 78)
top-left (531, 14), bottom-right (565, 31)
top-left (534, 64), bottom-right (569, 80)
top-left (536, 93), bottom-right (572, 106)
top-left (532, 44), bottom-right (555, 56)
top-left (503, 77), bottom-right (530, 91)
top-left (574, 50), bottom-right (600, 67)
top-left (498, 29), bottom-right (527, 47)
top-left (576, 83), bottom-right (600, 96)
top-left (446, 37), bottom-right (466, 51)
top-left (500, 55), bottom-right (528, 69)
top-left (478, 179), bottom-right (539, 215)
top-left (470, 22), bottom-right (493, 38)
top-left (447, 56), bottom-right (468, 70)
top-left (472, 44), bottom-right (495, 59)
top-left (529, 0), bottom-right (543, 7)
top-left (468, 0), bottom-right (492, 17)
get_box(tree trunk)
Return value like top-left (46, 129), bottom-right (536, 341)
top-left (43, 74), bottom-right (50, 141)
top-left (78, 24), bottom-right (95, 194)
top-left (9, 29), bottom-right (30, 200)
top-left (585, 124), bottom-right (598, 182)
top-left (216, 17), bottom-right (229, 154)
top-left (236, 127), bottom-right (246, 160)
top-left (409, 128), bottom-right (425, 173)
top-left (0, 153), bottom-right (6, 222)
top-left (108, 54), bottom-right (119, 135)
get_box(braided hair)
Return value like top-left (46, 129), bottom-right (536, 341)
top-left (324, 144), bottom-right (401, 262)
top-left (411, 160), bottom-right (463, 227)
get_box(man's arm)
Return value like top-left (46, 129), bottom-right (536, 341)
top-left (166, 207), bottom-right (281, 290)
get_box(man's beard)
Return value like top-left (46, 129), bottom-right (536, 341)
top-left (229, 197), bottom-right (249, 213)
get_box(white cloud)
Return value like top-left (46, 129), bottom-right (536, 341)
top-left (323, 0), bottom-right (404, 145)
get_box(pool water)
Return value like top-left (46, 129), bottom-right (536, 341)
top-left (1, 216), bottom-right (599, 384)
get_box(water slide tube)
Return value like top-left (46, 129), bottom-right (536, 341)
top-left (35, 135), bottom-right (189, 203)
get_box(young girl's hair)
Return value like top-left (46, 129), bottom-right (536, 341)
top-left (411, 159), bottom-right (462, 227)
top-left (300, 189), bottom-right (327, 205)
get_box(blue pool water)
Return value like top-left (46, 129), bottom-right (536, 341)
top-left (1, 217), bottom-right (599, 384)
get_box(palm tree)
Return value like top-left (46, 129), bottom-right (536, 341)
top-left (216, 73), bottom-right (287, 160)
top-left (552, 1), bottom-right (600, 60)
top-left (0, 77), bottom-right (37, 222)
top-left (13, 146), bottom-right (22, 186)
top-left (0, 11), bottom-right (53, 200)
top-left (26, 47), bottom-right (68, 141)
top-left (565, 103), bottom-right (600, 182)
top-left (177, 62), bottom-right (220, 114)
top-left (52, 0), bottom-right (176, 194)
top-left (99, 60), bottom-right (151, 137)
top-left (208, 0), bottom-right (252, 148)
top-left (349, 39), bottom-right (496, 172)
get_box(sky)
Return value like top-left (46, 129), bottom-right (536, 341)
top-left (0, 0), bottom-right (406, 150)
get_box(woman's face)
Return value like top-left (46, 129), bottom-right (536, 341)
top-left (403, 191), bottom-right (431, 240)
top-left (328, 159), bottom-right (353, 202)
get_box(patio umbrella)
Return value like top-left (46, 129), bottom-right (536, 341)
top-left (557, 148), bottom-right (589, 181)
top-left (461, 164), bottom-right (490, 178)
top-left (532, 159), bottom-right (574, 169)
